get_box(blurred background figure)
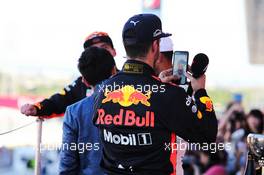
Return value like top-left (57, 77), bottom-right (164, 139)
top-left (199, 150), bottom-right (228, 175)
top-left (245, 109), bottom-right (264, 135)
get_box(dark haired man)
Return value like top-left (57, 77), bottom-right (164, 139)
top-left (59, 46), bottom-right (116, 174)
top-left (93, 14), bottom-right (217, 175)
top-left (20, 32), bottom-right (116, 118)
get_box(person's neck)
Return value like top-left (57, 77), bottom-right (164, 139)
top-left (163, 61), bottom-right (172, 70)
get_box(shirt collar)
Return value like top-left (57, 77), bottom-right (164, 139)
top-left (121, 59), bottom-right (155, 76)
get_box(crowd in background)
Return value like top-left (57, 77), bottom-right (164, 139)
top-left (182, 94), bottom-right (264, 175)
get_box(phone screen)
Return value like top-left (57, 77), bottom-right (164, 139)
top-left (172, 51), bottom-right (189, 85)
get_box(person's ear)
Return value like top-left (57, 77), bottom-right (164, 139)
top-left (156, 39), bottom-right (160, 52)
top-left (151, 40), bottom-right (160, 53)
top-left (151, 40), bottom-right (157, 52)
top-left (112, 49), bottom-right (117, 57)
top-left (157, 53), bottom-right (163, 64)
top-left (81, 77), bottom-right (90, 87)
top-left (111, 66), bottom-right (117, 75)
top-left (110, 48), bottom-right (116, 57)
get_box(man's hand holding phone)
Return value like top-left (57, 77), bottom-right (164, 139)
top-left (159, 68), bottom-right (180, 83)
top-left (159, 68), bottom-right (206, 92)
top-left (160, 50), bottom-right (206, 91)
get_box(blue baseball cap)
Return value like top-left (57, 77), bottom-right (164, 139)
top-left (122, 14), bottom-right (171, 45)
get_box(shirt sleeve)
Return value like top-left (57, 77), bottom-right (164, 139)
top-left (59, 106), bottom-right (80, 175)
top-left (163, 87), bottom-right (218, 143)
top-left (34, 77), bottom-right (87, 118)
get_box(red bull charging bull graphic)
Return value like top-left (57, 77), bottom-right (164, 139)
top-left (102, 89), bottom-right (124, 104)
top-left (102, 85), bottom-right (152, 107)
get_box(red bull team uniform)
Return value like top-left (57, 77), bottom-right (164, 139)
top-left (34, 77), bottom-right (88, 118)
top-left (93, 60), bottom-right (217, 175)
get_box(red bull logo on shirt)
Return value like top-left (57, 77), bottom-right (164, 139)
top-left (102, 85), bottom-right (152, 107)
top-left (200, 97), bottom-right (213, 112)
top-left (96, 108), bottom-right (155, 128)
top-left (102, 89), bottom-right (124, 104)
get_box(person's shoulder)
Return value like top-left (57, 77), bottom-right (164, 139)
top-left (166, 83), bottom-right (186, 92)
top-left (76, 76), bottom-right (82, 81)
top-left (70, 76), bottom-right (83, 85)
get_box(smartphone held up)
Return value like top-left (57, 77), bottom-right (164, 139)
top-left (172, 51), bottom-right (189, 85)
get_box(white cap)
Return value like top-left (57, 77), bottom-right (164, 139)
top-left (160, 37), bottom-right (173, 52)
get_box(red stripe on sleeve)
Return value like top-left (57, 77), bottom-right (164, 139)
top-left (170, 132), bottom-right (177, 175)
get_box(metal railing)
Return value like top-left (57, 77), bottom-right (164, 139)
top-left (0, 117), bottom-right (44, 175)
